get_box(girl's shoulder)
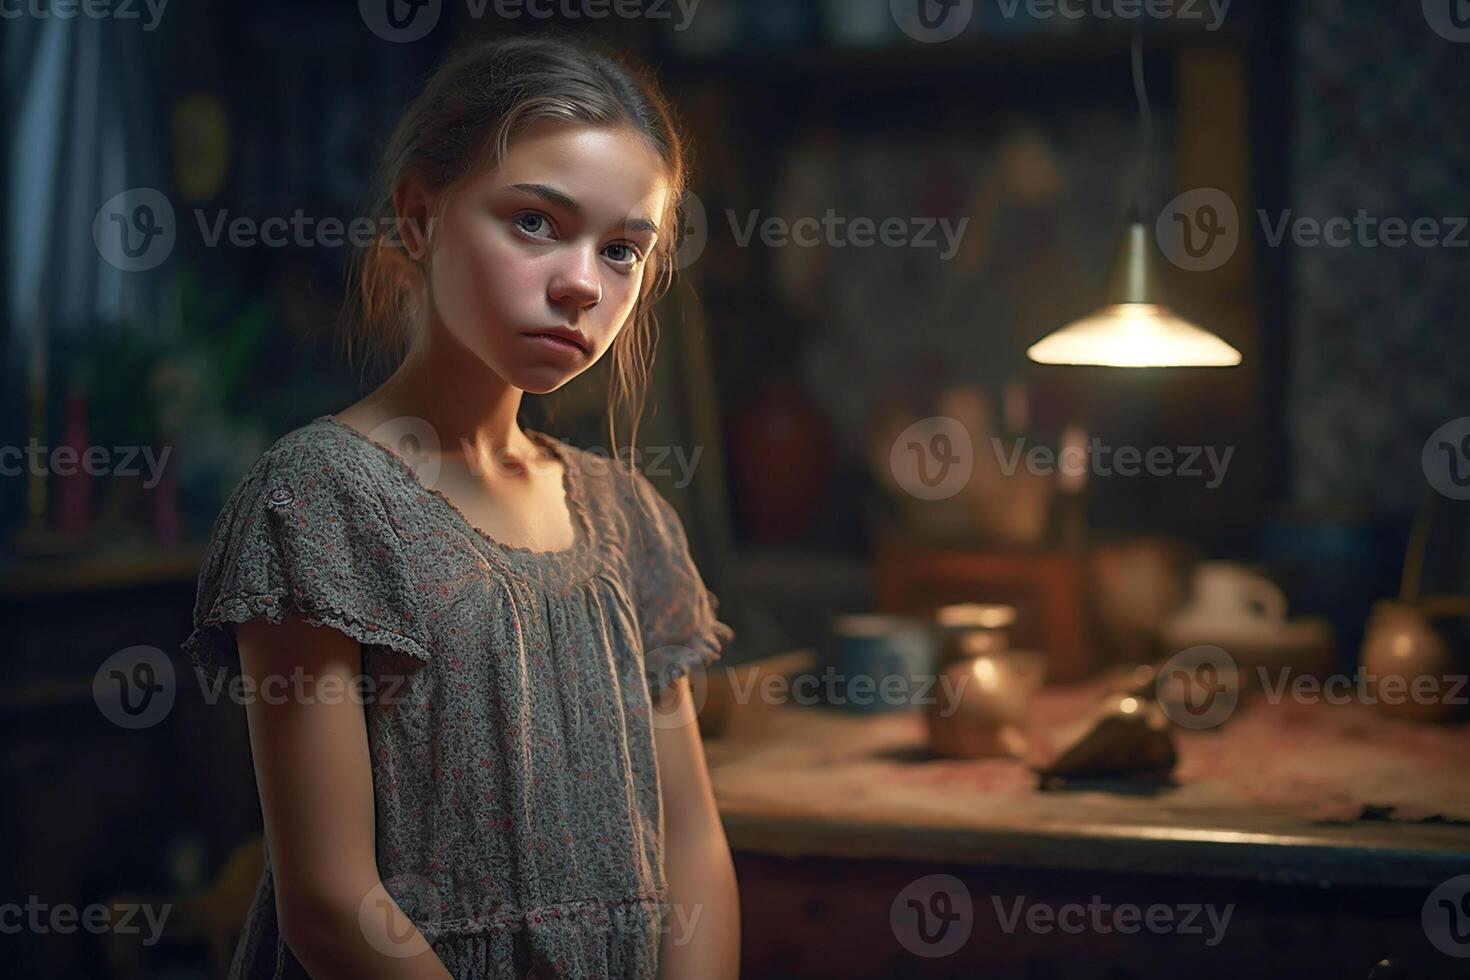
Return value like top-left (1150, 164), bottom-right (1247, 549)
top-left (241, 414), bottom-right (395, 495)
top-left (215, 415), bottom-right (433, 533)
top-left (261, 413), bottom-right (355, 457)
top-left (184, 415), bottom-right (432, 678)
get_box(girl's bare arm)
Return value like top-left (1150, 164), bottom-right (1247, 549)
top-left (651, 677), bottom-right (740, 979)
top-left (236, 616), bottom-right (453, 979)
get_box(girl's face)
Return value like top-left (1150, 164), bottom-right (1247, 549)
top-left (411, 120), bottom-right (671, 393)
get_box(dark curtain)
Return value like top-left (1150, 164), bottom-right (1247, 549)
top-left (4, 11), bottom-right (171, 351)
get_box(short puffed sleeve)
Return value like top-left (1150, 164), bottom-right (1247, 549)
top-left (181, 440), bottom-right (432, 681)
top-left (629, 471), bottom-right (735, 695)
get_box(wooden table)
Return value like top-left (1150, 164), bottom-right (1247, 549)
top-left (707, 701), bottom-right (1470, 979)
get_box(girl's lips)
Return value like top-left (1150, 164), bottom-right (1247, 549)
top-left (522, 333), bottom-right (586, 357)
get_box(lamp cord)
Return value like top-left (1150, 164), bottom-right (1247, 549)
top-left (1129, 33), bottom-right (1153, 224)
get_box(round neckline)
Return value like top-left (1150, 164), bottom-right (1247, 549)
top-left (318, 414), bottom-right (594, 563)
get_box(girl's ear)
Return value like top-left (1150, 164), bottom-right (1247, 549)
top-left (392, 171), bottom-right (437, 262)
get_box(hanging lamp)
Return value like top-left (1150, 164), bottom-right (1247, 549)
top-left (1026, 35), bottom-right (1241, 369)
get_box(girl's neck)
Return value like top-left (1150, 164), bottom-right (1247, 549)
top-left (357, 321), bottom-right (532, 466)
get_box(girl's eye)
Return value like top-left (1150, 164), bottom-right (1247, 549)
top-left (603, 242), bottom-right (644, 267)
top-left (514, 213), bottom-right (646, 270)
top-left (514, 212), bottom-right (552, 237)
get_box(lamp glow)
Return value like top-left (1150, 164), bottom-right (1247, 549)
top-left (1027, 303), bottom-right (1242, 368)
top-left (1026, 222), bottom-right (1242, 368)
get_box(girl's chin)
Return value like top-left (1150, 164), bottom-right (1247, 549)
top-left (452, 343), bottom-right (578, 393)
top-left (508, 364), bottom-right (578, 395)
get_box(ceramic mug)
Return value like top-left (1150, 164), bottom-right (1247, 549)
top-left (826, 614), bottom-right (935, 714)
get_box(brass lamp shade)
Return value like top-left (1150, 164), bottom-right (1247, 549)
top-left (1027, 223), bottom-right (1242, 368)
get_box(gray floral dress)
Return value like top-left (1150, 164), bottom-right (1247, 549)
top-left (182, 416), bottom-right (734, 979)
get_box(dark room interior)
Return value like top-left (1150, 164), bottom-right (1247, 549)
top-left (3, 1), bottom-right (1469, 977)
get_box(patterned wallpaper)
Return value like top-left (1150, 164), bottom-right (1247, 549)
top-left (1288, 0), bottom-right (1470, 508)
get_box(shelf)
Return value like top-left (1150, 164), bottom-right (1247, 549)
top-left (0, 544), bottom-right (207, 600)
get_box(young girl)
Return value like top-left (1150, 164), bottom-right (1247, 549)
top-left (183, 34), bottom-right (739, 980)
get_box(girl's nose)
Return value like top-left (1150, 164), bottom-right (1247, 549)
top-left (548, 245), bottom-right (602, 310)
